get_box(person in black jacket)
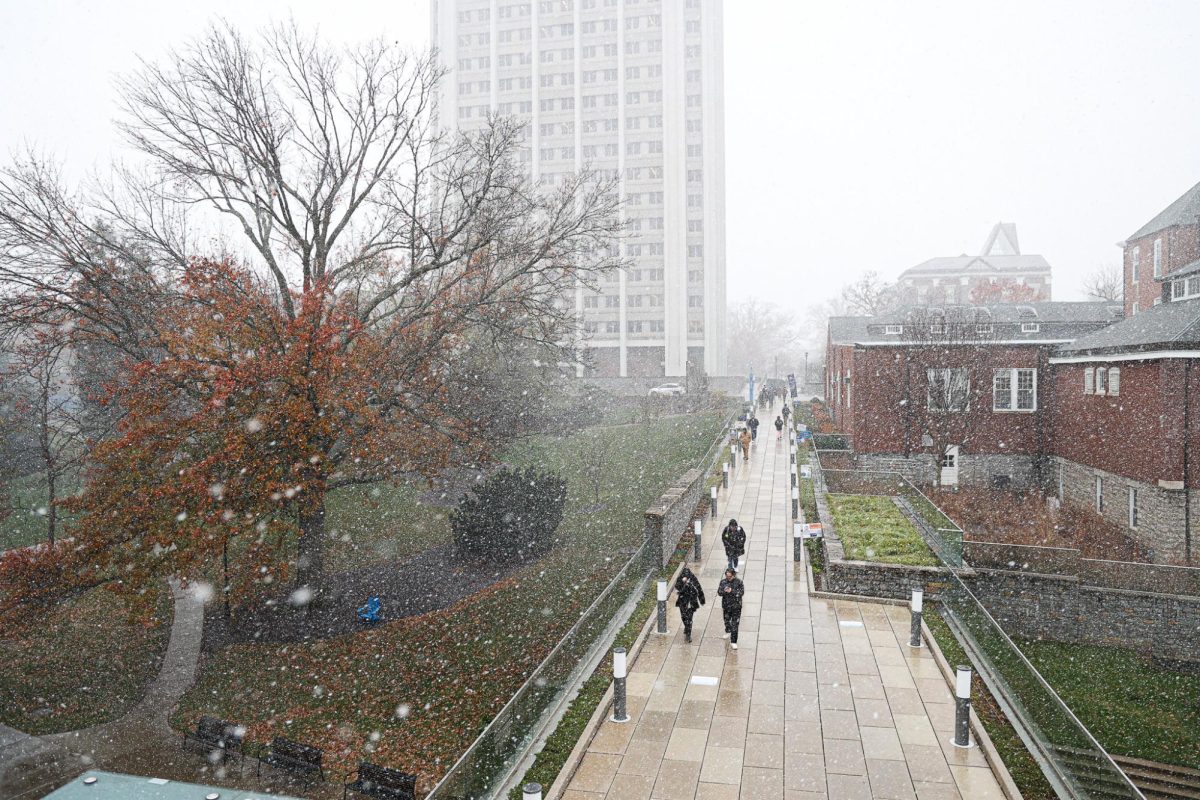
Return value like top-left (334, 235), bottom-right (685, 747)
top-left (748, 415), bottom-right (760, 441)
top-left (721, 518), bottom-right (746, 572)
top-left (774, 415), bottom-right (785, 439)
top-left (718, 569), bottom-right (745, 649)
top-left (674, 567), bottom-right (706, 643)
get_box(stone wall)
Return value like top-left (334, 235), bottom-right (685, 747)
top-left (824, 559), bottom-right (950, 600)
top-left (970, 569), bottom-right (1200, 664)
top-left (643, 467), bottom-right (707, 567)
top-left (1054, 456), bottom-right (1190, 563)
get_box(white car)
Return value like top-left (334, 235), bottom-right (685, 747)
top-left (648, 383), bottom-right (686, 397)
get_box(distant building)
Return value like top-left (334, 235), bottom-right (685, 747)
top-left (1122, 179), bottom-right (1200, 317)
top-left (431, 0), bottom-right (728, 378)
top-left (896, 223), bottom-right (1052, 305)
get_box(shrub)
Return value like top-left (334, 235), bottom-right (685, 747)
top-left (451, 467), bottom-right (568, 562)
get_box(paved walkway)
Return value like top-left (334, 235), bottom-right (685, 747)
top-left (564, 407), bottom-right (1007, 800)
top-left (0, 581), bottom-right (206, 799)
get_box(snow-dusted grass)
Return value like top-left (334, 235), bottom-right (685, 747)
top-left (1023, 638), bottom-right (1200, 769)
top-left (828, 494), bottom-right (939, 566)
top-left (0, 584), bottom-right (171, 734)
top-left (170, 408), bottom-right (729, 791)
top-left (0, 470), bottom-right (81, 551)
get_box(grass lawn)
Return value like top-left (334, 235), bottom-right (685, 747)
top-left (0, 471), bottom-right (81, 551)
top-left (0, 584), bottom-right (172, 734)
top-left (1020, 639), bottom-right (1200, 769)
top-left (924, 612), bottom-right (1056, 799)
top-left (171, 409), bottom-right (728, 792)
top-left (324, 480), bottom-right (452, 572)
top-left (828, 494), bottom-right (939, 566)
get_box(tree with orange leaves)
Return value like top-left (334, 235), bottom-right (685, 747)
top-left (0, 22), bottom-right (622, 622)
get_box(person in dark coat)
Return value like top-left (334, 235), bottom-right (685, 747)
top-left (718, 568), bottom-right (745, 649)
top-left (781, 403), bottom-right (791, 422)
top-left (721, 518), bottom-right (746, 572)
top-left (774, 415), bottom-right (785, 439)
top-left (748, 415), bottom-right (760, 441)
top-left (674, 567), bottom-right (706, 643)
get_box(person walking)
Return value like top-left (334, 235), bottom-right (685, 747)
top-left (721, 518), bottom-right (747, 572)
top-left (748, 414), bottom-right (760, 441)
top-left (781, 403), bottom-right (791, 422)
top-left (718, 568), bottom-right (745, 649)
top-left (774, 415), bottom-right (785, 440)
top-left (739, 428), bottom-right (752, 460)
top-left (674, 566), bottom-right (706, 643)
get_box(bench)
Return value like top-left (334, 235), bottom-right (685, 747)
top-left (343, 761), bottom-right (417, 799)
top-left (182, 715), bottom-right (244, 771)
top-left (257, 737), bottom-right (325, 786)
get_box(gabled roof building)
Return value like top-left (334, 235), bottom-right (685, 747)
top-left (896, 223), bottom-right (1052, 305)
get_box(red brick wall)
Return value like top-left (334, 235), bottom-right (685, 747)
top-left (1050, 359), bottom-right (1200, 488)
top-left (848, 344), bottom-right (1048, 456)
top-left (1124, 225), bottom-right (1200, 316)
top-left (825, 342), bottom-right (856, 436)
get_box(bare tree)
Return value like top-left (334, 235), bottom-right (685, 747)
top-left (1083, 264), bottom-right (1122, 302)
top-left (4, 331), bottom-right (98, 544)
top-left (576, 429), bottom-right (615, 507)
top-left (897, 307), bottom-right (998, 486)
top-left (841, 271), bottom-right (897, 316)
top-left (726, 298), bottom-right (804, 379)
top-left (0, 22), bottom-right (622, 587)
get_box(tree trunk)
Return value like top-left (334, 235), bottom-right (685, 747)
top-left (46, 472), bottom-right (57, 546)
top-left (297, 496), bottom-right (326, 588)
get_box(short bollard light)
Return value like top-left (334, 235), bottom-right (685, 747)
top-left (711, 485), bottom-right (718, 518)
top-left (612, 647), bottom-right (630, 722)
top-left (954, 665), bottom-right (972, 747)
top-left (722, 462), bottom-right (730, 488)
top-left (793, 522), bottom-right (803, 561)
top-left (791, 486), bottom-right (799, 519)
top-left (523, 783), bottom-right (542, 800)
top-left (790, 462), bottom-right (798, 487)
top-left (656, 580), bottom-right (669, 634)
top-left (730, 443), bottom-right (737, 463)
top-left (693, 519), bottom-right (703, 560)
top-left (909, 589), bottom-right (924, 648)
top-left (790, 449), bottom-right (796, 465)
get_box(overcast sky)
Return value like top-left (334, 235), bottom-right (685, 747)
top-left (4, 0), bottom-right (1200, 312)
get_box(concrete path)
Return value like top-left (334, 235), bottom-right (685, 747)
top-left (563, 407), bottom-right (1007, 800)
top-left (0, 581), bottom-right (206, 799)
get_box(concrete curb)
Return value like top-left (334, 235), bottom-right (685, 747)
top-left (921, 616), bottom-right (1026, 800)
top-left (544, 556), bottom-right (688, 800)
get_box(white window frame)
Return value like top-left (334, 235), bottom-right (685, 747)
top-left (993, 368), bottom-right (1037, 412)
top-left (884, 324), bottom-right (903, 335)
top-left (1083, 367), bottom-right (1094, 395)
top-left (1154, 238), bottom-right (1162, 278)
top-left (1132, 246), bottom-right (1140, 284)
top-left (1128, 486), bottom-right (1138, 527)
top-left (1021, 322), bottom-right (1040, 333)
top-left (1095, 367), bottom-right (1107, 396)
top-left (976, 323), bottom-right (993, 335)
top-left (1095, 476), bottom-right (1104, 512)
top-left (1108, 367), bottom-right (1120, 397)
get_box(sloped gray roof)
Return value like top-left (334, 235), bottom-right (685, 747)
top-left (1127, 179), bottom-right (1200, 241)
top-left (899, 253), bottom-right (1051, 277)
top-left (1058, 297), bottom-right (1200, 355)
top-left (1154, 257), bottom-right (1200, 282)
top-left (980, 222), bottom-right (1020, 256)
top-left (828, 316), bottom-right (872, 345)
top-left (833, 302), bottom-right (1120, 346)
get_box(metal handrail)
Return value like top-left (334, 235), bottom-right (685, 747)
top-left (426, 407), bottom-right (736, 799)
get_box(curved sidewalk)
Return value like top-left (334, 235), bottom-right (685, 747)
top-left (563, 415), bottom-right (1007, 799)
top-left (0, 581), bottom-right (205, 799)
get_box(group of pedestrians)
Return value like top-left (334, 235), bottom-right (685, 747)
top-left (671, 517), bottom-right (748, 649)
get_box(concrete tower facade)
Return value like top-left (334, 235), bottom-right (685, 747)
top-left (432, 0), bottom-right (726, 377)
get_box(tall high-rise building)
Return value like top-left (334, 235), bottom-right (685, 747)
top-left (432, 0), bottom-right (726, 378)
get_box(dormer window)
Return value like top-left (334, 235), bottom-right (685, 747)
top-left (929, 323), bottom-right (945, 335)
top-left (976, 324), bottom-right (993, 335)
top-left (1021, 322), bottom-right (1040, 333)
top-left (884, 324), bottom-right (903, 335)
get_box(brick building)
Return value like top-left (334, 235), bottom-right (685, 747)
top-left (895, 223), bottom-right (1053, 305)
top-left (826, 302), bottom-right (1119, 487)
top-left (1122, 179), bottom-right (1200, 317)
top-left (1048, 298), bottom-right (1200, 563)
